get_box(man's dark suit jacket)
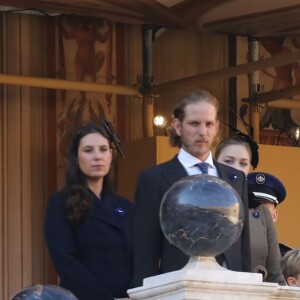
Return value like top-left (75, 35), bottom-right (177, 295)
top-left (131, 155), bottom-right (251, 287)
top-left (44, 189), bottom-right (134, 300)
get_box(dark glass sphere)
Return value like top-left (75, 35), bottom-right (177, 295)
top-left (10, 284), bottom-right (78, 300)
top-left (160, 175), bottom-right (244, 257)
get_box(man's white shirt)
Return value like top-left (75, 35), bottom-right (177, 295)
top-left (177, 148), bottom-right (219, 177)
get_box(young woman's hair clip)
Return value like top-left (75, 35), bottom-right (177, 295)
top-left (102, 120), bottom-right (125, 158)
top-left (224, 122), bottom-right (259, 169)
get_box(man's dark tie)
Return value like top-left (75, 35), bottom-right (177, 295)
top-left (196, 162), bottom-right (209, 174)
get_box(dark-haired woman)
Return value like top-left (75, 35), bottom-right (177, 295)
top-left (44, 122), bottom-right (133, 300)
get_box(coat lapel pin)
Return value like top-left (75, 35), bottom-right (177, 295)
top-left (230, 173), bottom-right (238, 181)
top-left (114, 207), bottom-right (126, 216)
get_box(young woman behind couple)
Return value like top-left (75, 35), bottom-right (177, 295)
top-left (215, 135), bottom-right (285, 284)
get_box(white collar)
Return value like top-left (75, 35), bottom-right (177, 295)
top-left (178, 148), bottom-right (215, 169)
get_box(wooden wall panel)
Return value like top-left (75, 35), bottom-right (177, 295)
top-left (5, 13), bottom-right (23, 297)
top-left (0, 70), bottom-right (6, 298)
top-left (0, 13), bottom-right (50, 299)
top-left (152, 29), bottom-right (229, 140)
top-left (21, 15), bottom-right (34, 289)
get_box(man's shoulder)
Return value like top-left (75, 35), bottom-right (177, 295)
top-left (140, 155), bottom-right (179, 174)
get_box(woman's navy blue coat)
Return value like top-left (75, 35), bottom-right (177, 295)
top-left (44, 189), bottom-right (134, 300)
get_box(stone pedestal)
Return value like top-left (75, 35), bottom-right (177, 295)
top-left (128, 258), bottom-right (300, 300)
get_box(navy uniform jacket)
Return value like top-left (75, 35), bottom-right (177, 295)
top-left (131, 156), bottom-right (251, 287)
top-left (44, 189), bottom-right (134, 300)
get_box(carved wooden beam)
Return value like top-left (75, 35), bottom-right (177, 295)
top-left (254, 86), bottom-right (300, 103)
top-left (267, 99), bottom-right (300, 110)
top-left (153, 50), bottom-right (300, 94)
top-left (0, 73), bottom-right (139, 96)
top-left (242, 97), bottom-right (300, 109)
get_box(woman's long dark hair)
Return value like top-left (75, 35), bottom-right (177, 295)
top-left (64, 122), bottom-right (117, 223)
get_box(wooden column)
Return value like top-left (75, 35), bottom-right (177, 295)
top-left (248, 38), bottom-right (260, 142)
